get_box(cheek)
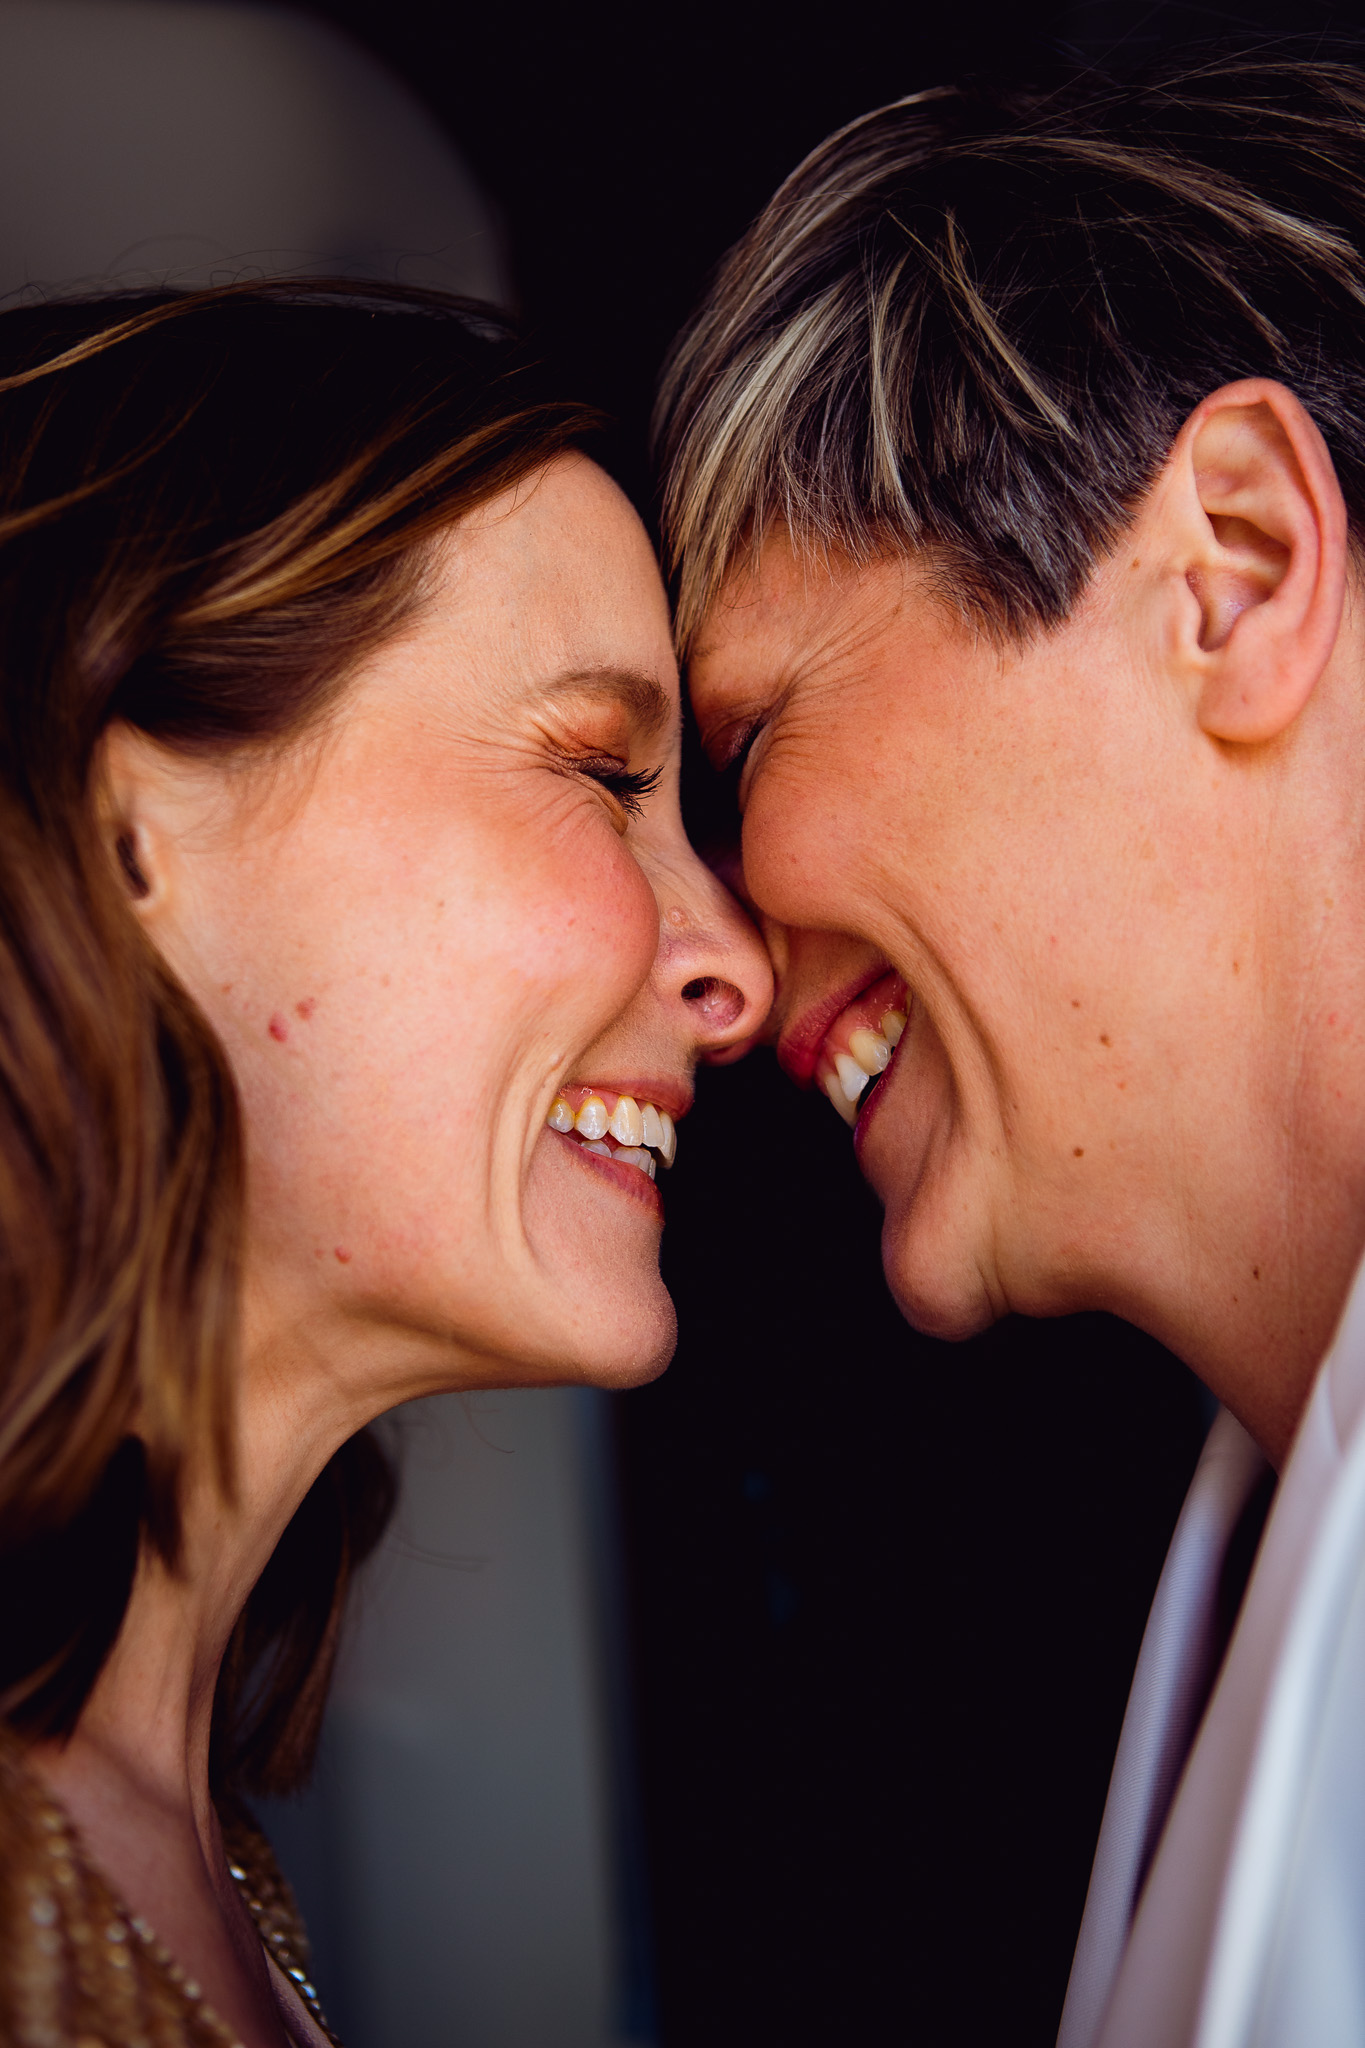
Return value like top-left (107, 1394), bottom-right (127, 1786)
top-left (512, 828), bottom-right (659, 1038)
top-left (186, 802), bottom-right (662, 1209)
top-left (351, 820), bottom-right (659, 1113)
top-left (744, 741), bottom-right (892, 928)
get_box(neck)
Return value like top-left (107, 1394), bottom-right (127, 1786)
top-left (32, 1480), bottom-right (299, 1876)
top-left (31, 1285), bottom-right (377, 1846)
top-left (19, 1321), bottom-right (372, 2045)
top-left (1137, 839), bottom-right (1365, 1465)
top-left (37, 1243), bottom-right (482, 1840)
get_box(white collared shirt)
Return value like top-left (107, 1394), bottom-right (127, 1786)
top-left (1059, 1258), bottom-right (1365, 2048)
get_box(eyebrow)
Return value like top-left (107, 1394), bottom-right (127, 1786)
top-left (542, 665), bottom-right (675, 743)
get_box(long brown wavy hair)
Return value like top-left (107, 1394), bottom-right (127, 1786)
top-left (0, 280), bottom-right (599, 1795)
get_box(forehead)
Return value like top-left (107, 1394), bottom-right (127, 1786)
top-left (687, 531), bottom-right (921, 721)
top-left (448, 453), bottom-right (678, 684)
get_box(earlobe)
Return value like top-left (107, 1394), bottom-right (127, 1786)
top-left (1175, 379), bottom-right (1347, 745)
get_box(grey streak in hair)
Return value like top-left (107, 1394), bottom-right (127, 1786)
top-left (655, 60), bottom-right (1365, 647)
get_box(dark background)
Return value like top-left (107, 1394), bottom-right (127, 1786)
top-left (296, 3), bottom-right (1362, 2040)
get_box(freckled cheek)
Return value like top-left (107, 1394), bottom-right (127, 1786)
top-left (743, 769), bottom-right (871, 925)
top-left (521, 842), bottom-right (658, 1024)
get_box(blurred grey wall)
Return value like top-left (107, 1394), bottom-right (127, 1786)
top-left (267, 1391), bottom-right (653, 2048)
top-left (0, 0), bottom-right (508, 299)
top-left (0, 6), bottom-right (651, 2041)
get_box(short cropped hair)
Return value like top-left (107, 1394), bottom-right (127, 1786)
top-left (655, 58), bottom-right (1365, 646)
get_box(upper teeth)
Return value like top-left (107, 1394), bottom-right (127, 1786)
top-left (822, 1008), bottom-right (907, 1125)
top-left (609, 1096), bottom-right (644, 1146)
top-left (569, 1095), bottom-right (609, 1139)
top-left (834, 1052), bottom-right (869, 1104)
top-left (546, 1092), bottom-right (677, 1177)
top-left (849, 1027), bottom-right (891, 1075)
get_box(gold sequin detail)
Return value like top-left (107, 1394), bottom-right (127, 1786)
top-left (0, 1725), bottom-right (341, 2046)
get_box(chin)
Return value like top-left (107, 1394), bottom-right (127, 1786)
top-left (880, 1209), bottom-right (998, 1343)
top-left (570, 1289), bottom-right (678, 1390)
top-left (521, 1133), bottom-right (679, 1386)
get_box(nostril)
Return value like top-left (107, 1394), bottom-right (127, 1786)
top-left (682, 976), bottom-right (745, 1031)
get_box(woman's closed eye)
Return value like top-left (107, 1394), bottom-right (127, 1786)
top-left (705, 717), bottom-right (766, 816)
top-left (568, 753), bottom-right (664, 823)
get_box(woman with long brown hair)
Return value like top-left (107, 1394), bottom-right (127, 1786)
top-left (0, 280), bottom-right (770, 2046)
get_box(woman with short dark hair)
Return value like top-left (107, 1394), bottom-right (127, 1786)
top-left (658, 60), bottom-right (1365, 2048)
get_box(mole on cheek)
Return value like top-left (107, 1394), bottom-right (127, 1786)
top-left (268, 1014), bottom-right (289, 1043)
top-left (295, 997), bottom-right (317, 1021)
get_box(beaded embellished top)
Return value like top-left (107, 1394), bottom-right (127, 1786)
top-left (0, 1725), bottom-right (340, 2048)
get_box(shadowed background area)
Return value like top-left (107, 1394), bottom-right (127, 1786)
top-left (9, 0), bottom-right (1361, 2041)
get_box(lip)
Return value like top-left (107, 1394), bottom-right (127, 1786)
top-left (550, 1127), bottom-right (665, 1218)
top-left (777, 963), bottom-right (897, 1088)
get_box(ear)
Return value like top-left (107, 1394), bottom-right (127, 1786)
top-left (94, 721), bottom-right (175, 915)
top-left (1168, 379), bottom-right (1347, 744)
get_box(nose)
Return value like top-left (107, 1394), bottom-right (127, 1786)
top-left (654, 847), bottom-right (774, 1062)
top-left (701, 836), bottom-right (791, 1047)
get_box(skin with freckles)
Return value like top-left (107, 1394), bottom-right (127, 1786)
top-left (32, 453), bottom-right (771, 2048)
top-left (690, 378), bottom-right (1365, 1473)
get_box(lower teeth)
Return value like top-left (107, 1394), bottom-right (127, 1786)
top-left (577, 1137), bottom-right (657, 1180)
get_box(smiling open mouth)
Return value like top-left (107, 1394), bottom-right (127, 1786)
top-left (545, 1084), bottom-right (677, 1181)
top-left (815, 969), bottom-right (910, 1129)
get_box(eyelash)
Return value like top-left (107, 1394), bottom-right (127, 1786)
top-left (575, 756), bottom-right (664, 819)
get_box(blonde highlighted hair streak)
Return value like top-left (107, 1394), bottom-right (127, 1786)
top-left (655, 57), bottom-right (1365, 647)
